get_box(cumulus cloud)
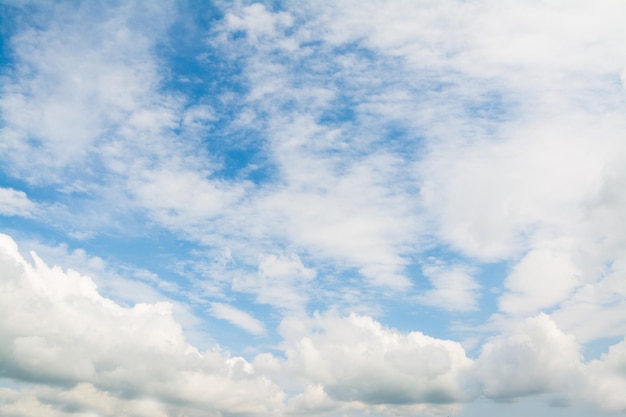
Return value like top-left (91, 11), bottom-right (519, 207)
top-left (0, 383), bottom-right (169, 417)
top-left (272, 310), bottom-right (626, 414)
top-left (280, 313), bottom-right (473, 407)
top-left (3, 231), bottom-right (626, 416)
top-left (582, 338), bottom-right (626, 412)
top-left (474, 314), bottom-right (582, 399)
top-left (12, 237), bottom-right (178, 305)
top-left (0, 234), bottom-right (284, 416)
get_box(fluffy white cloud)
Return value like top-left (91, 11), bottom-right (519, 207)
top-left (280, 313), bottom-right (473, 407)
top-left (0, 383), bottom-right (169, 417)
top-left (0, 234), bottom-right (284, 416)
top-left (276, 312), bottom-right (626, 414)
top-left (12, 237), bottom-right (177, 305)
top-left (581, 338), bottom-right (626, 412)
top-left (3, 232), bottom-right (626, 416)
top-left (474, 314), bottom-right (582, 400)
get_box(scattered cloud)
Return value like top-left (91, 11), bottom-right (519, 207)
top-left (0, 187), bottom-right (37, 217)
top-left (473, 314), bottom-right (582, 399)
top-left (417, 260), bottom-right (480, 312)
top-left (280, 312), bottom-right (473, 406)
top-left (210, 302), bottom-right (266, 336)
top-left (1, 1), bottom-right (625, 416)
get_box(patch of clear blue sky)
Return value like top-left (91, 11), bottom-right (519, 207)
top-left (581, 336), bottom-right (624, 362)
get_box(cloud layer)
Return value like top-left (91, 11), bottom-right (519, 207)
top-left (3, 233), bottom-right (626, 415)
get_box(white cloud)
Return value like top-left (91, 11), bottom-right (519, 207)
top-left (417, 260), bottom-right (480, 312)
top-left (194, 0), bottom-right (626, 342)
top-left (128, 167), bottom-right (246, 230)
top-left (209, 302), bottom-right (266, 336)
top-left (258, 253), bottom-right (316, 281)
top-left (12, 237), bottom-right (171, 305)
top-left (0, 2), bottom-right (173, 185)
top-left (285, 384), bottom-right (339, 415)
top-left (581, 337), bottom-right (626, 412)
top-left (280, 313), bottom-right (473, 408)
top-left (0, 383), bottom-right (169, 417)
top-left (4, 231), bottom-right (626, 415)
top-left (314, 1), bottom-right (626, 84)
top-left (551, 256), bottom-right (626, 343)
top-left (417, 111), bottom-right (623, 261)
top-left (182, 104), bottom-right (215, 130)
top-left (499, 249), bottom-right (580, 315)
top-left (7, 236), bottom-right (225, 349)
top-left (260, 152), bottom-right (418, 290)
top-left (0, 234), bottom-right (284, 415)
top-left (231, 253), bottom-right (317, 311)
top-left (0, 187), bottom-right (37, 217)
top-left (214, 5), bottom-right (423, 291)
top-left (224, 3), bottom-right (294, 48)
top-left (9, 0), bottom-right (622, 319)
top-left (474, 314), bottom-right (582, 400)
top-left (212, 1), bottom-right (626, 308)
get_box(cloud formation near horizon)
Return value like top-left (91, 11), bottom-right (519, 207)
top-left (2, 234), bottom-right (626, 416)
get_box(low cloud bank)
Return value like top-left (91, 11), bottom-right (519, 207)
top-left (2, 234), bottom-right (625, 416)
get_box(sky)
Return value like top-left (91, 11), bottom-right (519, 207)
top-left (0, 1), bottom-right (625, 416)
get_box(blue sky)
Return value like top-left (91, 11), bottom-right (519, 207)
top-left (1, 1), bottom-right (625, 416)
